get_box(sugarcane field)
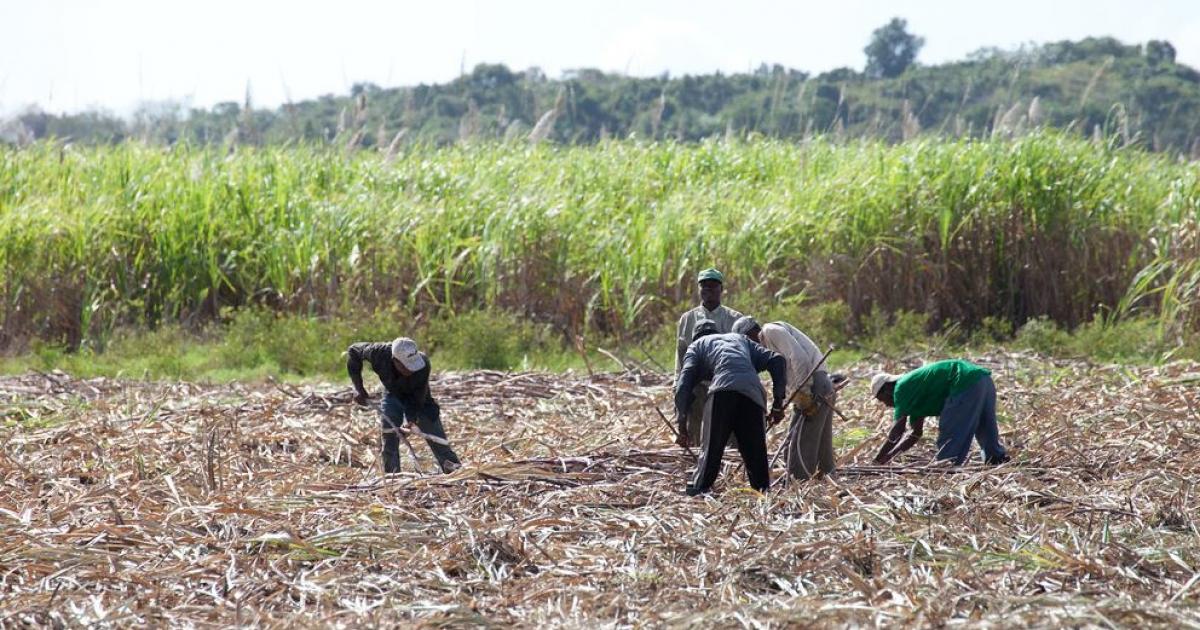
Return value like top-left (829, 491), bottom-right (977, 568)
top-left (2, 351), bottom-right (1199, 626)
top-left (7, 3), bottom-right (1200, 629)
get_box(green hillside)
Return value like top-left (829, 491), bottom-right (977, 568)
top-left (7, 36), bottom-right (1200, 154)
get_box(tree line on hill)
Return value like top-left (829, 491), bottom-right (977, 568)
top-left (5, 20), bottom-right (1199, 155)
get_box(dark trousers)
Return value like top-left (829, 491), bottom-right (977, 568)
top-left (381, 394), bottom-right (461, 473)
top-left (935, 375), bottom-right (1008, 465)
top-left (686, 381), bottom-right (742, 449)
top-left (688, 391), bottom-right (770, 494)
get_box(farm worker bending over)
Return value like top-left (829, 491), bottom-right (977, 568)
top-left (870, 359), bottom-right (1010, 466)
top-left (674, 268), bottom-right (743, 444)
top-left (732, 316), bottom-right (836, 480)
top-left (675, 320), bottom-right (787, 495)
top-left (348, 337), bottom-right (462, 474)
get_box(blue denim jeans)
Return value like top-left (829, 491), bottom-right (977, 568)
top-left (380, 394), bottom-right (460, 473)
top-left (935, 374), bottom-right (1008, 465)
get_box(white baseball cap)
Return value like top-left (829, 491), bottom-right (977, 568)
top-left (391, 337), bottom-right (427, 371)
top-left (870, 373), bottom-right (900, 398)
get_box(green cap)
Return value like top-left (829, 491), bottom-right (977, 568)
top-left (697, 268), bottom-right (724, 284)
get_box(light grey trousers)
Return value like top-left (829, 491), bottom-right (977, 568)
top-left (786, 370), bottom-right (836, 480)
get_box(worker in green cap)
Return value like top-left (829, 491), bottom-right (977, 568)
top-left (675, 268), bottom-right (743, 444)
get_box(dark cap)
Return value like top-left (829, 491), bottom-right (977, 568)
top-left (692, 319), bottom-right (720, 341)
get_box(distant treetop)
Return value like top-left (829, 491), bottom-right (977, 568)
top-left (3, 28), bottom-right (1198, 156)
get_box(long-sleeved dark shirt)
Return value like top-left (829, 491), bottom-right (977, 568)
top-left (347, 342), bottom-right (434, 407)
top-left (674, 333), bottom-right (787, 419)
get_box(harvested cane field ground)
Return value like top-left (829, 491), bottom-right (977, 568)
top-left (2, 353), bottom-right (1200, 627)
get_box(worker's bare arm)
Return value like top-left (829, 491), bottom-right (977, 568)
top-left (873, 415), bottom-right (907, 463)
top-left (875, 416), bottom-right (925, 463)
top-left (888, 416), bottom-right (924, 459)
top-left (873, 416), bottom-right (907, 463)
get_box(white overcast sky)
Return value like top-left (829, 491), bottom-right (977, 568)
top-left (3, 0), bottom-right (1199, 116)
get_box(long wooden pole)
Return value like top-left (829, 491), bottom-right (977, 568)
top-left (655, 405), bottom-right (697, 461)
top-left (768, 345), bottom-right (836, 468)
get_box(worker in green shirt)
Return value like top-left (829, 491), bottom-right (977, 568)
top-left (870, 359), bottom-right (1010, 466)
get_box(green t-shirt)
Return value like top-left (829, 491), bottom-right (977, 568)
top-left (893, 359), bottom-right (990, 420)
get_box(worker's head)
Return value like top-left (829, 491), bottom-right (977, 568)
top-left (731, 316), bottom-right (762, 343)
top-left (391, 337), bottom-right (426, 376)
top-left (696, 268), bottom-right (724, 309)
top-left (870, 373), bottom-right (900, 407)
top-left (692, 319), bottom-right (720, 342)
